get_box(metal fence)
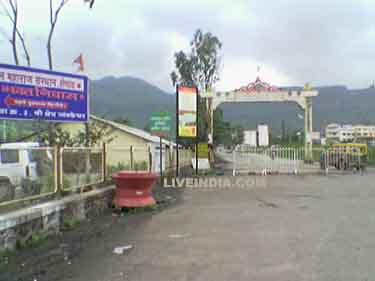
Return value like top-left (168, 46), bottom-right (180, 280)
top-left (61, 147), bottom-right (104, 192)
top-left (106, 146), bottom-right (151, 181)
top-left (164, 147), bottom-right (193, 174)
top-left (0, 144), bottom-right (194, 207)
top-left (233, 147), bottom-right (365, 175)
top-left (0, 147), bottom-right (57, 206)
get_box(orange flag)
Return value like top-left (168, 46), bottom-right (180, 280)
top-left (73, 54), bottom-right (84, 72)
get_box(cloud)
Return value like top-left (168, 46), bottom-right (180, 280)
top-left (217, 56), bottom-right (293, 91)
top-left (0, 0), bottom-right (374, 91)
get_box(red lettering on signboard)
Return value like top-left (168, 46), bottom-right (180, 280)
top-left (34, 87), bottom-right (79, 101)
top-left (1, 85), bottom-right (33, 97)
top-left (4, 95), bottom-right (69, 110)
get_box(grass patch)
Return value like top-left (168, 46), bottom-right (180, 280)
top-left (122, 204), bottom-right (159, 214)
top-left (0, 248), bottom-right (15, 258)
top-left (61, 217), bottom-right (81, 231)
top-left (16, 231), bottom-right (49, 249)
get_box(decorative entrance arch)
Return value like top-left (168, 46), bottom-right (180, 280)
top-left (201, 77), bottom-right (319, 159)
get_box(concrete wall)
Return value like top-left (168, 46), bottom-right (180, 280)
top-left (0, 186), bottom-right (114, 252)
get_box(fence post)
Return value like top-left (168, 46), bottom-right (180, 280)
top-left (168, 145), bottom-right (172, 174)
top-left (130, 146), bottom-right (134, 171)
top-left (232, 148), bottom-right (236, 176)
top-left (171, 146), bottom-right (175, 173)
top-left (54, 146), bottom-right (63, 193)
top-left (59, 146), bottom-right (64, 191)
top-left (148, 145), bottom-right (153, 172)
top-left (102, 143), bottom-right (107, 183)
top-left (53, 146), bottom-right (59, 193)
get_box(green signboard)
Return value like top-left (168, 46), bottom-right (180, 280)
top-left (150, 112), bottom-right (171, 137)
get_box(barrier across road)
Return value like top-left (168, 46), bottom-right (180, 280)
top-left (223, 146), bottom-right (365, 176)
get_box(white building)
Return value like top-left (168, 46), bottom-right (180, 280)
top-left (257, 125), bottom-right (269, 147)
top-left (325, 123), bottom-right (375, 142)
top-left (325, 123), bottom-right (341, 139)
top-left (353, 125), bottom-right (375, 139)
top-left (338, 125), bottom-right (354, 142)
top-left (243, 130), bottom-right (257, 147)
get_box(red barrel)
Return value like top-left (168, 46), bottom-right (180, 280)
top-left (112, 171), bottom-right (157, 207)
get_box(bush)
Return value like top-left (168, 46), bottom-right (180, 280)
top-left (107, 162), bottom-right (126, 177)
top-left (368, 148), bottom-right (375, 167)
top-left (37, 174), bottom-right (71, 193)
top-left (107, 161), bottom-right (148, 176)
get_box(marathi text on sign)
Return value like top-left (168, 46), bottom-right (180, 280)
top-left (0, 64), bottom-right (88, 122)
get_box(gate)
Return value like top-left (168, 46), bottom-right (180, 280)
top-left (231, 146), bottom-right (364, 175)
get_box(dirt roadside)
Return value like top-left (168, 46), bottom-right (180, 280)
top-left (0, 186), bottom-right (183, 281)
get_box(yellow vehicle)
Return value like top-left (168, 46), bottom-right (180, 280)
top-left (320, 143), bottom-right (368, 170)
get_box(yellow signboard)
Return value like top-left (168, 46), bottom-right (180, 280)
top-left (177, 86), bottom-right (197, 138)
top-left (197, 143), bottom-right (209, 158)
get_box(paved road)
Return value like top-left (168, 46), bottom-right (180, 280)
top-left (4, 173), bottom-right (375, 281)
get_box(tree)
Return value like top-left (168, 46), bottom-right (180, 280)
top-left (231, 124), bottom-right (244, 146)
top-left (45, 0), bottom-right (94, 146)
top-left (171, 29), bottom-right (222, 92)
top-left (84, 0), bottom-right (95, 8)
top-left (38, 122), bottom-right (114, 147)
top-left (0, 0), bottom-right (31, 66)
top-left (47, 0), bottom-right (95, 69)
top-left (281, 120), bottom-right (286, 142)
top-left (213, 108), bottom-right (231, 145)
top-left (47, 0), bottom-right (69, 70)
top-left (171, 29), bottom-right (222, 142)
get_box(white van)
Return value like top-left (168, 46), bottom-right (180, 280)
top-left (0, 142), bottom-right (52, 202)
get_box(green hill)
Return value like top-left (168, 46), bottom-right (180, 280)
top-left (91, 76), bottom-right (375, 135)
top-left (91, 76), bottom-right (175, 129)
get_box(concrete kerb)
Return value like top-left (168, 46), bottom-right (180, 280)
top-left (0, 186), bottom-right (115, 251)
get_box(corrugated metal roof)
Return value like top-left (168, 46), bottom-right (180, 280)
top-left (91, 115), bottom-right (174, 146)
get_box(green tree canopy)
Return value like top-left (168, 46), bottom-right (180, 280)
top-left (171, 29), bottom-right (222, 143)
top-left (171, 29), bottom-right (222, 92)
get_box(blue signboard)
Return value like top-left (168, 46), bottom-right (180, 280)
top-left (0, 63), bottom-right (89, 122)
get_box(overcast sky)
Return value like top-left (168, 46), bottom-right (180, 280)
top-left (1, 0), bottom-right (375, 91)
